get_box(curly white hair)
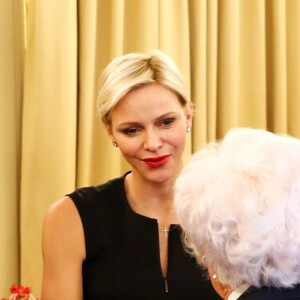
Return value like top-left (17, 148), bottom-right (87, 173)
top-left (175, 127), bottom-right (300, 289)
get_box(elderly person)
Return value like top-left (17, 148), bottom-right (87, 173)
top-left (175, 127), bottom-right (300, 300)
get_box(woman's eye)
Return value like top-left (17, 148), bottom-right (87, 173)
top-left (123, 127), bottom-right (140, 135)
top-left (161, 118), bottom-right (175, 127)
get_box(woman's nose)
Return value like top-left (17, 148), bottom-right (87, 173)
top-left (143, 129), bottom-right (163, 151)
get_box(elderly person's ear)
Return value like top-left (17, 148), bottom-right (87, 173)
top-left (209, 270), bottom-right (232, 300)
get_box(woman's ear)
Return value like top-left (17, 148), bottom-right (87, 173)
top-left (104, 122), bottom-right (113, 140)
top-left (104, 122), bottom-right (118, 147)
top-left (186, 101), bottom-right (193, 128)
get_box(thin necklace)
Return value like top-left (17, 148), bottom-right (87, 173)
top-left (125, 174), bottom-right (176, 238)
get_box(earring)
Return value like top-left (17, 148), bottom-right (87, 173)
top-left (186, 126), bottom-right (191, 133)
top-left (112, 141), bottom-right (118, 147)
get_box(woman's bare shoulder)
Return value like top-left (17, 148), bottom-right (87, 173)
top-left (42, 196), bottom-right (85, 259)
top-left (43, 196), bottom-right (81, 232)
top-left (41, 196), bottom-right (84, 299)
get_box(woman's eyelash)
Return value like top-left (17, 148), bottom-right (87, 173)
top-left (123, 127), bottom-right (139, 135)
top-left (161, 118), bottom-right (176, 126)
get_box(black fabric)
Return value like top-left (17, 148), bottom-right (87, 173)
top-left (68, 173), bottom-right (222, 300)
top-left (238, 285), bottom-right (300, 300)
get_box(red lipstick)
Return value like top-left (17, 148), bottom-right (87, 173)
top-left (143, 155), bottom-right (171, 168)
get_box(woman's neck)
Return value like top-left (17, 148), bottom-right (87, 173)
top-left (125, 172), bottom-right (178, 224)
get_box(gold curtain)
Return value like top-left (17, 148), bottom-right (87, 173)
top-left (1, 0), bottom-right (300, 296)
top-left (0, 0), bottom-right (23, 295)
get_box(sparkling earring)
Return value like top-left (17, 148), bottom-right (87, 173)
top-left (112, 141), bottom-right (118, 147)
top-left (186, 126), bottom-right (191, 133)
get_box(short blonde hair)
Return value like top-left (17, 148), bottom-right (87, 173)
top-left (175, 127), bottom-right (300, 289)
top-left (97, 50), bottom-right (188, 124)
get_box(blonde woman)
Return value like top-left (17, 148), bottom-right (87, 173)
top-left (41, 51), bottom-right (222, 300)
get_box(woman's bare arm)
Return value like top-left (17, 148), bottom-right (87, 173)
top-left (41, 196), bottom-right (85, 300)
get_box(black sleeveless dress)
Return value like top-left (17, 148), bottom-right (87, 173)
top-left (68, 173), bottom-right (222, 300)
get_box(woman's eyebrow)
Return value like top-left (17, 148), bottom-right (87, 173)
top-left (116, 112), bottom-right (179, 128)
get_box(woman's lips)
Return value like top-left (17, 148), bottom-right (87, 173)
top-left (142, 155), bottom-right (171, 168)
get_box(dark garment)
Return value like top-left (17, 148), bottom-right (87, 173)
top-left (68, 173), bottom-right (221, 300)
top-left (238, 285), bottom-right (300, 299)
